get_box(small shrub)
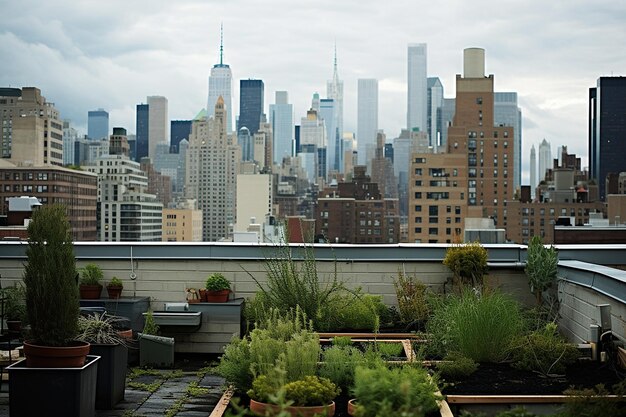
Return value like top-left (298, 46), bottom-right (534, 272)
top-left (511, 322), bottom-right (579, 375)
top-left (394, 269), bottom-right (430, 329)
top-left (331, 336), bottom-right (352, 348)
top-left (80, 263), bottom-right (104, 285)
top-left (142, 310), bottom-right (160, 335)
top-left (319, 345), bottom-right (364, 391)
top-left (561, 380), bottom-right (626, 417)
top-left (352, 364), bottom-right (441, 417)
top-left (436, 352), bottom-right (478, 380)
top-left (320, 291), bottom-right (387, 331)
top-left (206, 273), bottom-right (231, 291)
top-left (76, 312), bottom-right (128, 345)
top-left (376, 342), bottom-right (404, 359)
top-left (525, 235), bottom-right (558, 306)
top-left (217, 336), bottom-right (253, 393)
top-left (108, 276), bottom-right (123, 287)
top-left (283, 375), bottom-right (340, 406)
top-left (443, 241), bottom-right (488, 288)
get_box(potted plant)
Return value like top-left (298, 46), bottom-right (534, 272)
top-left (2, 283), bottom-right (27, 332)
top-left (443, 241), bottom-right (488, 290)
top-left (138, 310), bottom-right (175, 368)
top-left (8, 204), bottom-right (98, 417)
top-left (76, 312), bottom-right (129, 409)
top-left (248, 374), bottom-right (340, 417)
top-left (79, 263), bottom-right (104, 299)
top-left (349, 363), bottom-right (441, 417)
top-left (106, 276), bottom-right (123, 299)
top-left (205, 273), bottom-right (231, 302)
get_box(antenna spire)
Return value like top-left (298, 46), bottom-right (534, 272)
top-left (333, 42), bottom-right (338, 73)
top-left (219, 23), bottom-right (224, 65)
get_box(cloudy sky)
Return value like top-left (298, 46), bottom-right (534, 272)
top-left (2, 0), bottom-right (625, 183)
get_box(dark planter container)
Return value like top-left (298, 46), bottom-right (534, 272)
top-left (90, 343), bottom-right (128, 409)
top-left (138, 333), bottom-right (175, 368)
top-left (7, 355), bottom-right (99, 417)
top-left (80, 284), bottom-right (103, 299)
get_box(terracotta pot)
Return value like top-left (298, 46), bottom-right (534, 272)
top-left (23, 340), bottom-right (90, 368)
top-left (117, 328), bottom-right (133, 339)
top-left (198, 289), bottom-right (208, 302)
top-left (79, 284), bottom-right (103, 299)
top-left (205, 289), bottom-right (230, 303)
top-left (347, 399), bottom-right (357, 416)
top-left (106, 285), bottom-right (123, 299)
top-left (249, 399), bottom-right (335, 417)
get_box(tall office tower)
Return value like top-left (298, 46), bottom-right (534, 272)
top-left (298, 109), bottom-right (326, 183)
top-left (589, 77), bottom-right (626, 201)
top-left (342, 132), bottom-right (356, 177)
top-left (495, 92), bottom-right (522, 190)
top-left (357, 79), bottom-right (379, 169)
top-left (62, 120), bottom-right (79, 165)
top-left (319, 98), bottom-right (340, 177)
top-left (87, 108), bottom-right (109, 140)
top-left (238, 79), bottom-right (264, 135)
top-left (407, 43), bottom-right (428, 133)
top-left (147, 96), bottom-right (168, 160)
top-left (186, 97), bottom-right (240, 241)
top-left (538, 138), bottom-right (552, 183)
top-left (235, 173), bottom-right (273, 234)
top-left (207, 26), bottom-right (233, 132)
top-left (258, 121), bottom-right (273, 170)
top-left (371, 132), bottom-right (397, 198)
top-left (0, 87), bottom-right (63, 166)
top-left (170, 120), bottom-right (192, 153)
top-left (326, 46), bottom-right (344, 137)
top-left (427, 77), bottom-right (444, 147)
top-left (136, 103), bottom-right (149, 161)
top-left (440, 98), bottom-right (456, 147)
top-left (446, 48), bottom-right (515, 230)
top-left (238, 127), bottom-right (253, 161)
top-left (530, 145), bottom-right (537, 197)
top-left (109, 127), bottom-right (130, 157)
top-left (269, 91), bottom-right (294, 165)
top-left (88, 154), bottom-right (163, 241)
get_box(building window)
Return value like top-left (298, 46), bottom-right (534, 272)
top-left (429, 206), bottom-right (438, 216)
top-left (415, 192), bottom-right (422, 198)
top-left (415, 205), bottom-right (422, 212)
top-left (429, 228), bottom-right (438, 235)
top-left (476, 97), bottom-right (483, 105)
top-left (429, 217), bottom-right (438, 223)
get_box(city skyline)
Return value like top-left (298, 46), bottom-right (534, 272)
top-left (2, 1), bottom-right (626, 184)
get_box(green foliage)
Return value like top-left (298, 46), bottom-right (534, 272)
top-left (331, 336), bottom-right (353, 347)
top-left (375, 342), bottom-right (404, 359)
top-left (352, 364), bottom-right (441, 417)
top-left (319, 290), bottom-right (387, 331)
top-left (394, 269), bottom-right (430, 329)
top-left (80, 263), bottom-right (103, 285)
top-left (1, 283), bottom-right (27, 321)
top-left (23, 204), bottom-right (80, 346)
top-left (511, 322), bottom-right (579, 375)
top-left (186, 381), bottom-right (209, 397)
top-left (283, 375), bottom-right (340, 406)
top-left (525, 235), bottom-right (558, 305)
top-left (560, 381), bottom-right (626, 417)
top-left (460, 408), bottom-right (539, 417)
top-left (76, 312), bottom-right (128, 345)
top-left (217, 337), bottom-right (253, 392)
top-left (443, 241), bottom-right (489, 288)
top-left (142, 310), bottom-right (160, 335)
top-left (247, 241), bottom-right (345, 330)
top-left (108, 276), bottom-right (123, 287)
top-left (436, 352), bottom-right (478, 380)
top-left (428, 290), bottom-right (524, 362)
top-left (319, 345), bottom-right (364, 391)
top-left (205, 273), bottom-right (231, 291)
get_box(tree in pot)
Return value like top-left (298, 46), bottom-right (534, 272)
top-left (22, 203), bottom-right (90, 367)
top-left (205, 272), bottom-right (231, 302)
top-left (79, 263), bottom-right (104, 299)
top-left (106, 276), bottom-right (123, 299)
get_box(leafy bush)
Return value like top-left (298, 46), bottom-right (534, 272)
top-left (24, 204), bottom-right (79, 346)
top-left (443, 241), bottom-right (488, 288)
top-left (206, 273), bottom-right (230, 291)
top-left (561, 380), bottom-right (626, 417)
top-left (436, 352), bottom-right (478, 380)
top-left (525, 235), bottom-right (558, 306)
top-left (217, 336), bottom-right (253, 392)
top-left (1, 284), bottom-right (27, 322)
top-left (108, 276), bottom-right (123, 287)
top-left (511, 322), bottom-right (579, 375)
top-left (428, 290), bottom-right (524, 362)
top-left (80, 263), bottom-right (103, 285)
top-left (394, 269), bottom-right (430, 329)
top-left (331, 336), bottom-right (352, 348)
top-left (319, 291), bottom-right (387, 331)
top-left (142, 310), bottom-right (160, 335)
top-left (319, 345), bottom-right (364, 391)
top-left (375, 342), bottom-right (404, 359)
top-left (352, 364), bottom-right (441, 417)
top-left (283, 375), bottom-right (340, 406)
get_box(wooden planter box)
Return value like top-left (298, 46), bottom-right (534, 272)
top-left (7, 355), bottom-right (99, 417)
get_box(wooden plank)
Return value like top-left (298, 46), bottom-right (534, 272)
top-left (209, 386), bottom-right (234, 417)
top-left (317, 332), bottom-right (423, 339)
top-left (446, 394), bottom-right (620, 404)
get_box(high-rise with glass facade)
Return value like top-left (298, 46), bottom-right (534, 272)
top-left (407, 43), bottom-right (427, 133)
top-left (238, 79), bottom-right (264, 135)
top-left (207, 25), bottom-right (233, 132)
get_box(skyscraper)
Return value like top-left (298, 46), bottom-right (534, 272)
top-left (269, 91), bottom-right (294, 165)
top-left (87, 108), bottom-right (109, 141)
top-left (319, 98), bottom-right (339, 177)
top-left (530, 145), bottom-right (537, 197)
top-left (495, 92), bottom-right (522, 190)
top-left (589, 77), bottom-right (626, 201)
top-left (538, 138), bottom-right (552, 183)
top-left (326, 46), bottom-right (344, 138)
top-left (407, 43), bottom-right (428, 133)
top-left (170, 120), bottom-right (192, 153)
top-left (357, 78), bottom-right (379, 168)
top-left (427, 77), bottom-right (443, 147)
top-left (207, 25), bottom-right (233, 133)
top-left (135, 103), bottom-right (149, 162)
top-left (238, 79), bottom-right (264, 135)
top-left (147, 96), bottom-right (168, 161)
top-left (63, 120), bottom-right (79, 165)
